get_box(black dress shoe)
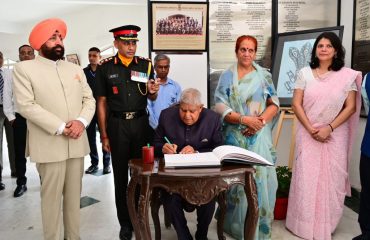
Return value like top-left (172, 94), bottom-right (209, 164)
top-left (103, 166), bottom-right (111, 174)
top-left (0, 182), bottom-right (5, 191)
top-left (119, 226), bottom-right (133, 240)
top-left (195, 231), bottom-right (208, 240)
top-left (14, 185), bottom-right (27, 197)
top-left (85, 165), bottom-right (98, 174)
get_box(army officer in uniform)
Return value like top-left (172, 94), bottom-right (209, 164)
top-left (96, 25), bottom-right (159, 240)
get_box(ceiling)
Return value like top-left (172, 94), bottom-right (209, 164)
top-left (0, 0), bottom-right (146, 34)
top-left (0, 0), bottom-right (147, 60)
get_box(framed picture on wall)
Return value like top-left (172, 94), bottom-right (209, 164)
top-left (149, 1), bottom-right (208, 52)
top-left (271, 26), bottom-right (344, 107)
top-left (66, 54), bottom-right (80, 66)
top-left (275, 0), bottom-right (340, 34)
top-left (352, 0), bottom-right (370, 117)
top-left (352, 0), bottom-right (370, 76)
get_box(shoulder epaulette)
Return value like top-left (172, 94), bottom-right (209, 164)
top-left (137, 56), bottom-right (152, 62)
top-left (100, 56), bottom-right (114, 65)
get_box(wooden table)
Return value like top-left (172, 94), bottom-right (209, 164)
top-left (127, 159), bottom-right (259, 240)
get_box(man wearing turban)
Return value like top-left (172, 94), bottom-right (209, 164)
top-left (12, 18), bottom-right (95, 240)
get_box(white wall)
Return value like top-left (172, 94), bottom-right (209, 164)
top-left (150, 52), bottom-right (209, 107)
top-left (341, 0), bottom-right (354, 67)
top-left (62, 5), bottom-right (150, 67)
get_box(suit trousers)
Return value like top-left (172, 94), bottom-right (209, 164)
top-left (163, 193), bottom-right (215, 240)
top-left (13, 113), bottom-right (27, 186)
top-left (359, 153), bottom-right (370, 234)
top-left (107, 114), bottom-right (151, 228)
top-left (36, 157), bottom-right (84, 240)
top-left (86, 114), bottom-right (110, 167)
top-left (0, 106), bottom-right (16, 178)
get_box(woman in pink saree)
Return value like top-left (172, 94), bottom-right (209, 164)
top-left (286, 32), bottom-right (362, 239)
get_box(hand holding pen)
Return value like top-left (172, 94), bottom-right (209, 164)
top-left (163, 136), bottom-right (178, 154)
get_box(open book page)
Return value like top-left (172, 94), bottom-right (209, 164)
top-left (164, 152), bottom-right (220, 168)
top-left (163, 167), bottom-right (221, 174)
top-left (213, 145), bottom-right (273, 166)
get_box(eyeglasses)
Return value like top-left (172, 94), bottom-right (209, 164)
top-left (155, 65), bottom-right (170, 70)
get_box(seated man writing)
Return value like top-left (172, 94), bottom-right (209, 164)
top-left (153, 88), bottom-right (223, 240)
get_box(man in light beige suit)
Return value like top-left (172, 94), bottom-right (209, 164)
top-left (12, 18), bottom-right (95, 240)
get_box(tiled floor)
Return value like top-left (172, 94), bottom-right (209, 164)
top-left (0, 139), bottom-right (362, 239)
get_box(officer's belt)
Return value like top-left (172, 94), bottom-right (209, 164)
top-left (111, 110), bottom-right (147, 120)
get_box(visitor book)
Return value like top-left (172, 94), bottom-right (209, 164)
top-left (164, 145), bottom-right (272, 168)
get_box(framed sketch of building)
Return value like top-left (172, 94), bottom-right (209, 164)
top-left (271, 26), bottom-right (343, 107)
top-left (149, 1), bottom-right (208, 52)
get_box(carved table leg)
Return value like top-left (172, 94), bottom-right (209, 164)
top-left (151, 188), bottom-right (161, 240)
top-left (216, 191), bottom-right (227, 240)
top-left (244, 173), bottom-right (259, 240)
top-left (127, 172), bottom-right (141, 240)
top-left (138, 176), bottom-right (151, 240)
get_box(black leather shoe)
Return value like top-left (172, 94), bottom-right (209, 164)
top-left (195, 231), bottom-right (208, 240)
top-left (0, 182), bottom-right (5, 191)
top-left (119, 226), bottom-right (133, 240)
top-left (85, 165), bottom-right (98, 174)
top-left (14, 185), bottom-right (27, 197)
top-left (103, 166), bottom-right (111, 174)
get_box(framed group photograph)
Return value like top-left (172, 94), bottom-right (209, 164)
top-left (149, 1), bottom-right (208, 52)
top-left (66, 54), bottom-right (80, 66)
top-left (271, 26), bottom-right (344, 107)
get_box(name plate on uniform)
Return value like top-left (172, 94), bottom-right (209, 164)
top-left (131, 71), bottom-right (149, 83)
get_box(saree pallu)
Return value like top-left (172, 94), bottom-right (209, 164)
top-left (286, 67), bottom-right (362, 240)
top-left (214, 62), bottom-right (279, 240)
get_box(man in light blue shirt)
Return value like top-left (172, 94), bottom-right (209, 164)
top-left (147, 54), bottom-right (182, 129)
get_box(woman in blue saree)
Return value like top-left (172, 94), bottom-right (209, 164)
top-left (214, 35), bottom-right (279, 239)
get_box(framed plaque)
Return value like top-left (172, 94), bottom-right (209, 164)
top-left (276, 0), bottom-right (340, 33)
top-left (209, 0), bottom-right (272, 69)
top-left (208, 0), bottom-right (272, 108)
top-left (352, 0), bottom-right (370, 117)
top-left (352, 0), bottom-right (370, 76)
top-left (149, 1), bottom-right (208, 52)
top-left (271, 26), bottom-right (344, 107)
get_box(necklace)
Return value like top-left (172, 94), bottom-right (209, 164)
top-left (315, 68), bottom-right (331, 80)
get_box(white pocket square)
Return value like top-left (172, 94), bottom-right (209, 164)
top-left (201, 138), bottom-right (208, 142)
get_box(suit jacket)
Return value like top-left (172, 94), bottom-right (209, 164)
top-left (13, 56), bottom-right (95, 163)
top-left (153, 105), bottom-right (223, 156)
